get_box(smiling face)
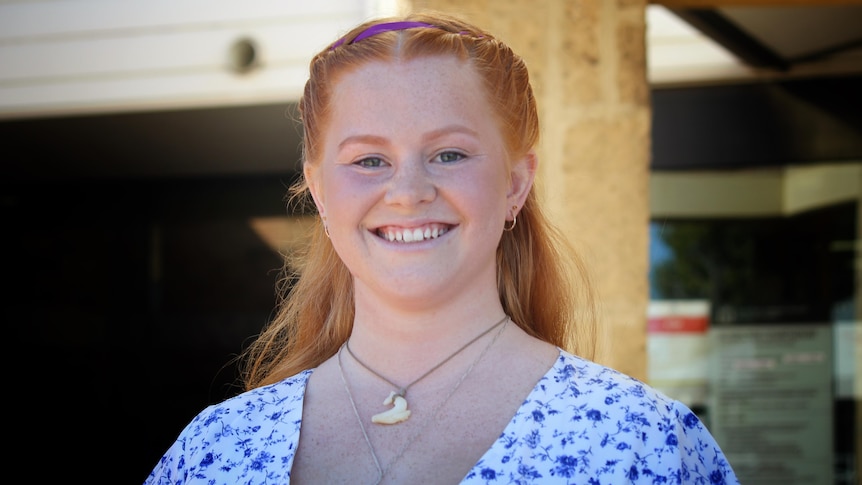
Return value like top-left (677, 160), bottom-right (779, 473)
top-left (305, 55), bottom-right (535, 310)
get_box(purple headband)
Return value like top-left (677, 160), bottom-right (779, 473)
top-left (330, 21), bottom-right (439, 50)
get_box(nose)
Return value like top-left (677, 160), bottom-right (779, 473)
top-left (383, 159), bottom-right (437, 207)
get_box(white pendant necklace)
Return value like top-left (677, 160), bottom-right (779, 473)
top-left (337, 316), bottom-right (509, 485)
top-left (344, 314), bottom-right (509, 424)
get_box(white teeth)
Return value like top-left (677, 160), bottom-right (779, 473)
top-left (380, 226), bottom-right (448, 243)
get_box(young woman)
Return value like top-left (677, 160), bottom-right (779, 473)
top-left (146, 11), bottom-right (738, 484)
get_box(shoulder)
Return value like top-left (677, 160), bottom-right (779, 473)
top-left (467, 350), bottom-right (739, 484)
top-left (144, 369), bottom-right (312, 484)
top-left (197, 369), bottom-right (313, 425)
top-left (526, 349), bottom-right (682, 429)
top-left (179, 369), bottom-right (312, 441)
top-left (541, 349), bottom-right (720, 443)
top-left (547, 349), bottom-right (665, 403)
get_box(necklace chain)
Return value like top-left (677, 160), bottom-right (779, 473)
top-left (337, 316), bottom-right (509, 485)
top-left (345, 314), bottom-right (509, 398)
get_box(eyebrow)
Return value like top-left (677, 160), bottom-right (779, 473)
top-left (422, 124), bottom-right (479, 142)
top-left (338, 134), bottom-right (389, 151)
top-left (336, 124), bottom-right (479, 151)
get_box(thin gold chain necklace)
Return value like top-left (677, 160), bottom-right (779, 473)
top-left (345, 314), bottom-right (509, 424)
top-left (337, 316), bottom-right (509, 485)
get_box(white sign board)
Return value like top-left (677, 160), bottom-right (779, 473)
top-left (710, 324), bottom-right (833, 484)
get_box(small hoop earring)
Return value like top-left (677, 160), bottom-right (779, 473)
top-left (322, 217), bottom-right (331, 238)
top-left (503, 205), bottom-right (518, 232)
top-left (503, 215), bottom-right (517, 231)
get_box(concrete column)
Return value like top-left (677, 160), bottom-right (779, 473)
top-left (406, 0), bottom-right (651, 379)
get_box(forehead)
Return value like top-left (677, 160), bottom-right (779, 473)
top-left (327, 56), bottom-right (493, 134)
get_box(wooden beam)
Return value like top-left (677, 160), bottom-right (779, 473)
top-left (670, 8), bottom-right (790, 71)
top-left (652, 0), bottom-right (862, 6)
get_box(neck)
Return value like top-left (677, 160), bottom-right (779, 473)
top-left (347, 307), bottom-right (509, 384)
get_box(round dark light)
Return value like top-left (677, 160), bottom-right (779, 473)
top-left (230, 37), bottom-right (258, 73)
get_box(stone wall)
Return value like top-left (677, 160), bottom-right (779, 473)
top-left (407, 0), bottom-right (651, 379)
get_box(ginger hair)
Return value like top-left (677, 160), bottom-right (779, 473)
top-left (241, 11), bottom-right (596, 390)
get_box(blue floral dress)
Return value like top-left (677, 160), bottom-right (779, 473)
top-left (145, 350), bottom-right (739, 484)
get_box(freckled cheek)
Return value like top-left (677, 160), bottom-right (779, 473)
top-left (323, 173), bottom-right (385, 225)
top-left (481, 203), bottom-right (507, 230)
top-left (447, 177), bottom-right (508, 221)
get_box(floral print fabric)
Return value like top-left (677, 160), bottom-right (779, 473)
top-left (145, 350), bottom-right (739, 484)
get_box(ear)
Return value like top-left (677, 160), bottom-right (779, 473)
top-left (507, 150), bottom-right (537, 211)
top-left (304, 164), bottom-right (326, 217)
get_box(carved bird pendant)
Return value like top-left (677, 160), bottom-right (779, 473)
top-left (371, 391), bottom-right (411, 424)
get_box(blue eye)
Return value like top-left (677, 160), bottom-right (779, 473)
top-left (437, 151), bottom-right (465, 163)
top-left (355, 156), bottom-right (386, 168)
